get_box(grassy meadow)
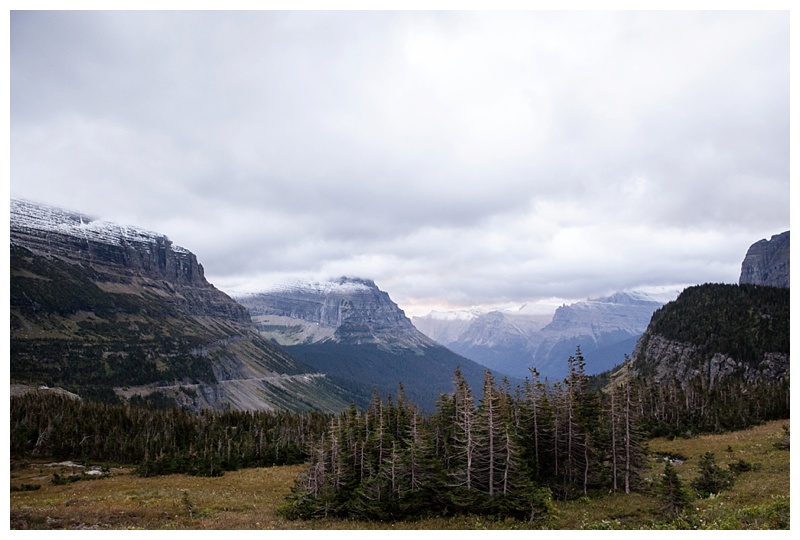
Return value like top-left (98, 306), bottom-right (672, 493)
top-left (10, 419), bottom-right (789, 530)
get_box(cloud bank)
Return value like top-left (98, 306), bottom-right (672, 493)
top-left (11, 11), bottom-right (789, 315)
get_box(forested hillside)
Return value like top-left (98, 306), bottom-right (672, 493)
top-left (643, 283), bottom-right (788, 367)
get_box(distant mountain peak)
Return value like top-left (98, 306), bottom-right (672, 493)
top-left (234, 276), bottom-right (436, 350)
top-left (413, 289), bottom-right (676, 379)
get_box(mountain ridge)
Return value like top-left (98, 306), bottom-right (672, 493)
top-left (10, 199), bottom-right (353, 413)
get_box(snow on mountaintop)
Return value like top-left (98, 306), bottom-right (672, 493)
top-left (422, 310), bottom-right (482, 322)
top-left (10, 199), bottom-right (189, 253)
top-left (233, 276), bottom-right (376, 298)
top-left (594, 289), bottom-right (682, 306)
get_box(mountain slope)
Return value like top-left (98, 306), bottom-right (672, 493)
top-left (10, 199), bottom-right (353, 413)
top-left (234, 278), bottom-right (499, 411)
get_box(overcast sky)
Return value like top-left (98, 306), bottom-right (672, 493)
top-left (9, 9), bottom-right (790, 316)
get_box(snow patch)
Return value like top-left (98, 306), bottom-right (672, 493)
top-left (233, 276), bottom-right (375, 298)
top-left (10, 198), bottom-right (190, 253)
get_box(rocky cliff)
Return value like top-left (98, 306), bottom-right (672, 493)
top-left (10, 199), bottom-right (249, 322)
top-left (739, 231), bottom-right (789, 288)
top-left (237, 277), bottom-right (439, 351)
top-left (630, 283), bottom-right (789, 386)
top-left (10, 199), bottom-right (352, 413)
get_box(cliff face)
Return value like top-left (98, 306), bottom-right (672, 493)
top-left (236, 277), bottom-right (436, 350)
top-left (630, 283), bottom-right (789, 387)
top-left (631, 333), bottom-right (789, 386)
top-left (10, 198), bottom-right (249, 322)
top-left (10, 199), bottom-right (351, 413)
top-left (739, 231), bottom-right (790, 288)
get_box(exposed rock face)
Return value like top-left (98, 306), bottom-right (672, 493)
top-left (10, 199), bottom-right (351, 413)
top-left (11, 198), bottom-right (249, 322)
top-left (631, 334), bottom-right (789, 386)
top-left (629, 283), bottom-right (790, 388)
top-left (236, 277), bottom-right (437, 350)
top-left (739, 231), bottom-right (790, 288)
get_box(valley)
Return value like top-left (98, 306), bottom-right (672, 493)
top-left (8, 199), bottom-right (790, 530)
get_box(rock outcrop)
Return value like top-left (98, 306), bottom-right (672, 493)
top-left (10, 198), bottom-right (249, 322)
top-left (631, 333), bottom-right (788, 386)
top-left (629, 283), bottom-right (789, 387)
top-left (739, 231), bottom-right (789, 288)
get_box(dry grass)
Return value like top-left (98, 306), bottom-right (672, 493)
top-left (10, 420), bottom-right (789, 530)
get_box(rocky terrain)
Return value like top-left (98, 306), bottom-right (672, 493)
top-left (237, 277), bottom-right (436, 351)
top-left (10, 199), bottom-right (353, 413)
top-left (629, 283), bottom-right (789, 386)
top-left (739, 230), bottom-right (789, 288)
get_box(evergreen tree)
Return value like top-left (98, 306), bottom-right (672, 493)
top-left (691, 452), bottom-right (734, 498)
top-left (658, 461), bottom-right (692, 517)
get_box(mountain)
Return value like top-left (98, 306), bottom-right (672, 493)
top-left (413, 291), bottom-right (675, 380)
top-left (630, 283), bottom-right (789, 386)
top-left (10, 199), bottom-right (353, 413)
top-left (739, 231), bottom-right (789, 288)
top-left (234, 277), bottom-right (498, 411)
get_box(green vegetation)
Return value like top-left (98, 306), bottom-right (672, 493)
top-left (279, 351), bottom-right (643, 521)
top-left (691, 452), bottom-right (735, 498)
top-left (658, 461), bottom-right (692, 517)
top-left (9, 420), bottom-right (790, 529)
top-left (645, 283), bottom-right (789, 365)
top-left (10, 244), bottom-right (227, 398)
top-left (284, 342), bottom-right (490, 412)
top-left (10, 392), bottom-right (331, 475)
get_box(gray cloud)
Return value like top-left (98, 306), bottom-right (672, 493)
top-left (10, 10), bottom-right (789, 316)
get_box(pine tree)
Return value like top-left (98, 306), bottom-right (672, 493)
top-left (691, 452), bottom-right (734, 498)
top-left (659, 460), bottom-right (691, 517)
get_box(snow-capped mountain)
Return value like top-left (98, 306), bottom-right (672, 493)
top-left (10, 199), bottom-right (354, 413)
top-left (233, 277), bottom-right (499, 411)
top-left (235, 277), bottom-right (438, 351)
top-left (11, 198), bottom-right (191, 254)
top-left (413, 290), bottom-right (679, 380)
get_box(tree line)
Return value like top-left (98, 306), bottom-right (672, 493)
top-left (646, 283), bottom-right (789, 365)
top-left (11, 345), bottom-right (788, 520)
top-left (10, 392), bottom-right (331, 476)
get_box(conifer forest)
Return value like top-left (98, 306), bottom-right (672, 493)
top-left (11, 348), bottom-right (789, 523)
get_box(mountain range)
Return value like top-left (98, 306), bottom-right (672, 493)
top-left (412, 290), bottom-right (678, 380)
top-left (9, 198), bottom-right (790, 417)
